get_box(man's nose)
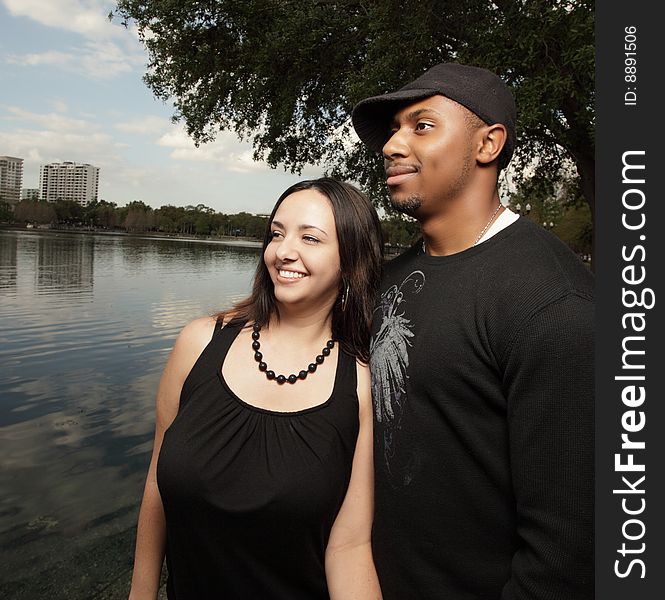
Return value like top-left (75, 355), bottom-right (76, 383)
top-left (383, 127), bottom-right (410, 159)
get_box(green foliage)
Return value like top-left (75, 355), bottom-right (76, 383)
top-left (53, 199), bottom-right (84, 224)
top-left (381, 215), bottom-right (421, 248)
top-left (227, 212), bottom-right (269, 238)
top-left (195, 213), bottom-right (212, 235)
top-left (155, 204), bottom-right (183, 233)
top-left (114, 0), bottom-right (595, 219)
top-left (0, 201), bottom-right (13, 222)
top-left (86, 200), bottom-right (120, 228)
top-left (508, 165), bottom-right (592, 255)
top-left (14, 200), bottom-right (57, 224)
top-left (467, 1), bottom-right (595, 216)
top-left (554, 202), bottom-right (592, 255)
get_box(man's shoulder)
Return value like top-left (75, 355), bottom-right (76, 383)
top-left (488, 218), bottom-right (593, 301)
top-left (378, 220), bottom-right (593, 304)
top-left (382, 243), bottom-right (422, 277)
top-left (477, 220), bottom-right (593, 362)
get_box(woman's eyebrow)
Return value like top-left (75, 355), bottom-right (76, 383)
top-left (301, 224), bottom-right (328, 235)
top-left (271, 220), bottom-right (328, 236)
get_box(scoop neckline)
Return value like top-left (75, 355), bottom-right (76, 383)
top-left (217, 325), bottom-right (343, 417)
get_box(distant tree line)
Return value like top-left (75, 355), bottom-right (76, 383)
top-left (2, 181), bottom-right (592, 255)
top-left (6, 199), bottom-right (270, 238)
top-left (1, 198), bottom-right (423, 249)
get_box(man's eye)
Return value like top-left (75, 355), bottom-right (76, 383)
top-left (415, 122), bottom-right (433, 131)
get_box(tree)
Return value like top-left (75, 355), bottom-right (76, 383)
top-left (381, 215), bottom-right (421, 248)
top-left (14, 200), bottom-right (57, 224)
top-left (195, 213), bottom-right (212, 235)
top-left (227, 212), bottom-right (268, 238)
top-left (155, 204), bottom-right (183, 233)
top-left (124, 200), bottom-right (153, 232)
top-left (53, 199), bottom-right (83, 224)
top-left (114, 0), bottom-right (594, 232)
top-left (211, 212), bottom-right (230, 237)
top-left (92, 200), bottom-right (120, 229)
top-left (0, 201), bottom-right (13, 222)
top-left (468, 1), bottom-right (594, 228)
top-left (508, 165), bottom-right (592, 260)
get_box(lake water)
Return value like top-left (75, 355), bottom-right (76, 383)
top-left (0, 229), bottom-right (260, 599)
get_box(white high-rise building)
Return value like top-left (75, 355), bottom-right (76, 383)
top-left (40, 161), bottom-right (100, 206)
top-left (0, 156), bottom-right (24, 206)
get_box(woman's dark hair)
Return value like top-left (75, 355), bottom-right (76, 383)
top-left (219, 177), bottom-right (383, 363)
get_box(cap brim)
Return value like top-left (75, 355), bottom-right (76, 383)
top-left (351, 88), bottom-right (440, 153)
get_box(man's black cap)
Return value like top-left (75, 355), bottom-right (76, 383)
top-left (351, 62), bottom-right (516, 169)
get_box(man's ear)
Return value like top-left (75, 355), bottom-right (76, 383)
top-left (476, 124), bottom-right (507, 165)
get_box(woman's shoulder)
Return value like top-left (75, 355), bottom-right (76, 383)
top-left (170, 316), bottom-right (218, 369)
top-left (154, 317), bottom-right (220, 419)
top-left (180, 315), bottom-right (218, 342)
top-left (355, 359), bottom-right (370, 387)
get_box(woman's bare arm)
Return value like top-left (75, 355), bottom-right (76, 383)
top-left (128, 317), bottom-right (216, 600)
top-left (325, 361), bottom-right (382, 600)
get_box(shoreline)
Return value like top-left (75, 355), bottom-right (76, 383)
top-left (0, 224), bottom-right (264, 249)
top-left (1, 224), bottom-right (407, 255)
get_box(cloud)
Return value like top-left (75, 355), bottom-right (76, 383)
top-left (7, 49), bottom-right (72, 67)
top-left (2, 0), bottom-right (126, 40)
top-left (0, 104), bottom-right (128, 189)
top-left (2, 0), bottom-right (146, 80)
top-left (114, 115), bottom-right (171, 136)
top-left (49, 99), bottom-right (69, 113)
top-left (2, 105), bottom-right (98, 133)
top-left (0, 128), bottom-right (121, 166)
top-left (156, 126), bottom-right (273, 173)
top-left (6, 39), bottom-right (144, 80)
top-left (227, 149), bottom-right (272, 174)
top-left (0, 123), bottom-right (170, 204)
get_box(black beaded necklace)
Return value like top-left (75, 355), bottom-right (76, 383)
top-left (251, 322), bottom-right (335, 385)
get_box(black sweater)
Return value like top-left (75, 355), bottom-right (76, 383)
top-left (370, 218), bottom-right (593, 599)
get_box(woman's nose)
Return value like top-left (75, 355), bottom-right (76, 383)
top-left (275, 236), bottom-right (298, 261)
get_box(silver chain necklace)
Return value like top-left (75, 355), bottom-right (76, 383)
top-left (422, 203), bottom-right (503, 255)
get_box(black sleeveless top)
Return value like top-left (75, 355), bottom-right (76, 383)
top-left (156, 321), bottom-right (360, 599)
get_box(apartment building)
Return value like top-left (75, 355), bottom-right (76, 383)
top-left (0, 155), bottom-right (24, 205)
top-left (21, 188), bottom-right (40, 200)
top-left (40, 161), bottom-right (100, 206)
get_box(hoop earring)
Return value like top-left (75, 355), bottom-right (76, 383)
top-left (340, 281), bottom-right (350, 312)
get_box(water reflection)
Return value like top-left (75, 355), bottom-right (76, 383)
top-left (35, 233), bottom-right (94, 295)
top-left (0, 233), bottom-right (17, 291)
top-left (0, 230), bottom-right (259, 598)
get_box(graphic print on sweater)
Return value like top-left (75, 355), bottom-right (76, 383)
top-left (370, 270), bottom-right (424, 487)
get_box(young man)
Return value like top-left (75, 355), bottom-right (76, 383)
top-left (352, 63), bottom-right (593, 599)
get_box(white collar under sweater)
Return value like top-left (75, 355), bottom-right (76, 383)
top-left (475, 206), bottom-right (519, 245)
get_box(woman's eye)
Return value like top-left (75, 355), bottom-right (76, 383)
top-left (303, 235), bottom-right (320, 244)
top-left (270, 231), bottom-right (282, 239)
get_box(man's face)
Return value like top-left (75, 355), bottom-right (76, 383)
top-left (382, 95), bottom-right (477, 217)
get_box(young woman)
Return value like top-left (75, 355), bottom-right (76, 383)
top-left (128, 178), bottom-right (384, 599)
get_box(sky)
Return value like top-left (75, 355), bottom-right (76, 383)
top-left (0, 0), bottom-right (324, 214)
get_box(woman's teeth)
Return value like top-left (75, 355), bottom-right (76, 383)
top-left (279, 270), bottom-right (305, 279)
